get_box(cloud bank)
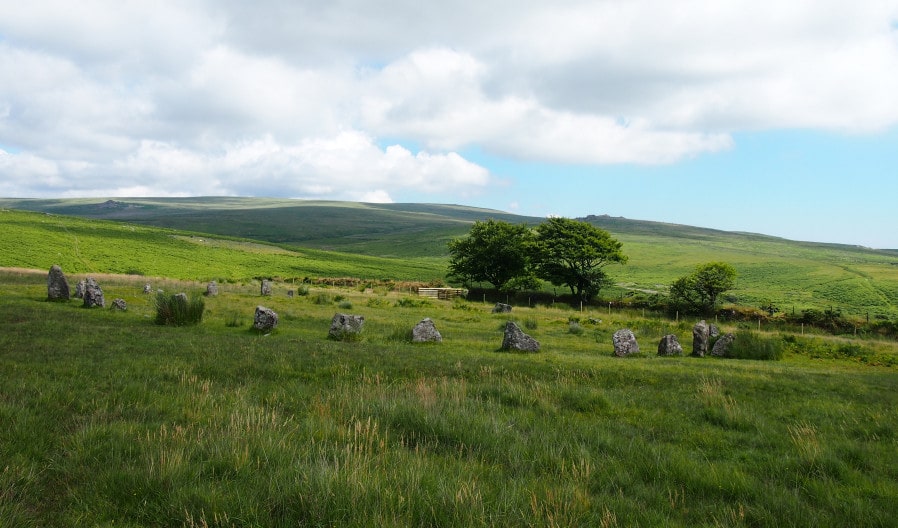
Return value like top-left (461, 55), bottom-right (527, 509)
top-left (1, 0), bottom-right (896, 198)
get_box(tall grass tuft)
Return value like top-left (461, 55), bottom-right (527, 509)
top-left (727, 331), bottom-right (785, 360)
top-left (154, 291), bottom-right (204, 326)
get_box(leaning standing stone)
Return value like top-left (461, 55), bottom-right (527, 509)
top-left (412, 318), bottom-right (442, 343)
top-left (143, 283), bottom-right (152, 294)
top-left (253, 306), bottom-right (278, 331)
top-left (205, 281), bottom-right (219, 297)
top-left (82, 278), bottom-right (105, 308)
top-left (111, 298), bottom-right (127, 311)
top-left (47, 265), bottom-right (70, 301)
top-left (612, 329), bottom-right (640, 357)
top-left (501, 321), bottom-right (540, 352)
top-left (492, 302), bottom-right (512, 313)
top-left (711, 333), bottom-right (736, 357)
top-left (657, 334), bottom-right (683, 356)
top-left (692, 320), bottom-right (710, 357)
top-left (329, 313), bottom-right (365, 340)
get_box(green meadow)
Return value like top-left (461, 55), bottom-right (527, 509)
top-left (3, 198), bottom-right (898, 319)
top-left (1, 269), bottom-right (896, 527)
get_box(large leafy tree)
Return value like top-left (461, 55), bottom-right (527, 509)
top-left (534, 217), bottom-right (627, 301)
top-left (669, 262), bottom-right (737, 314)
top-left (447, 219), bottom-right (537, 292)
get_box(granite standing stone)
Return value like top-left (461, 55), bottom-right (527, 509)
top-left (329, 313), bottom-right (365, 340)
top-left (612, 329), bottom-right (640, 357)
top-left (657, 334), bottom-right (683, 356)
top-left (205, 281), bottom-right (219, 297)
top-left (253, 306), bottom-right (279, 331)
top-left (261, 280), bottom-right (272, 296)
top-left (47, 265), bottom-right (70, 301)
top-left (111, 298), bottom-right (127, 311)
top-left (412, 318), bottom-right (442, 343)
top-left (692, 320), bottom-right (710, 357)
top-left (82, 278), bottom-right (105, 308)
top-left (501, 321), bottom-right (540, 352)
top-left (711, 333), bottom-right (736, 357)
top-left (143, 283), bottom-right (152, 294)
top-left (492, 302), bottom-right (512, 313)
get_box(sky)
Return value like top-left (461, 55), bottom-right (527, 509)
top-left (1, 1), bottom-right (897, 248)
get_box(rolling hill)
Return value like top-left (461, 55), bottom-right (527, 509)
top-left (3, 196), bottom-right (898, 317)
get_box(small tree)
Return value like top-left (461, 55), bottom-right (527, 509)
top-left (533, 217), bottom-right (626, 301)
top-left (669, 262), bottom-right (737, 314)
top-left (447, 219), bottom-right (537, 292)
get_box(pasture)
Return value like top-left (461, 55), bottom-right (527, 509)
top-left (1, 269), bottom-right (896, 526)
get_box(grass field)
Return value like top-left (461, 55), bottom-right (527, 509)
top-left (1, 269), bottom-right (896, 526)
top-left (4, 199), bottom-right (898, 319)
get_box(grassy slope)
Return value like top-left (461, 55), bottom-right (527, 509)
top-left (1, 270), bottom-right (896, 527)
top-left (0, 209), bottom-right (444, 282)
top-left (3, 197), bottom-right (898, 317)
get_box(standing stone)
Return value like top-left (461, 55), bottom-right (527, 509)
top-left (709, 324), bottom-right (720, 338)
top-left (501, 321), bottom-right (540, 352)
top-left (205, 281), bottom-right (219, 297)
top-left (657, 334), bottom-right (683, 356)
top-left (47, 265), bottom-right (70, 301)
top-left (74, 279), bottom-right (86, 299)
top-left (287, 290), bottom-right (295, 298)
top-left (412, 318), bottom-right (442, 343)
top-left (692, 320), bottom-right (710, 357)
top-left (612, 329), bottom-right (640, 357)
top-left (82, 278), bottom-right (105, 308)
top-left (329, 313), bottom-right (365, 340)
top-left (143, 283), bottom-right (152, 294)
top-left (111, 298), bottom-right (127, 311)
top-left (492, 302), bottom-right (512, 313)
top-left (253, 305), bottom-right (279, 331)
top-left (711, 333), bottom-right (736, 357)
top-left (260, 280), bottom-right (272, 296)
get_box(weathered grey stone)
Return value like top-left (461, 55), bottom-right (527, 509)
top-left (657, 334), bottom-right (683, 356)
top-left (111, 298), bottom-right (127, 311)
top-left (47, 265), bottom-right (70, 301)
top-left (412, 318), bottom-right (442, 343)
top-left (329, 313), bottom-right (365, 340)
top-left (501, 321), bottom-right (540, 352)
top-left (692, 320), bottom-right (710, 357)
top-left (612, 329), bottom-right (640, 357)
top-left (287, 290), bottom-right (294, 298)
top-left (82, 278), bottom-right (105, 308)
top-left (174, 292), bottom-right (189, 304)
top-left (143, 283), bottom-right (152, 294)
top-left (492, 302), bottom-right (512, 313)
top-left (260, 280), bottom-right (272, 296)
top-left (709, 324), bottom-right (720, 338)
top-left (74, 279), bottom-right (86, 299)
top-left (253, 305), bottom-right (278, 331)
top-left (711, 333), bottom-right (736, 357)
top-left (205, 281), bottom-right (219, 297)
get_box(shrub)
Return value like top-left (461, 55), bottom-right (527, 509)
top-left (295, 284), bottom-right (310, 296)
top-left (338, 300), bottom-right (353, 310)
top-left (395, 297), bottom-right (430, 308)
top-left (523, 317), bottom-right (538, 330)
top-left (366, 297), bottom-right (391, 308)
top-left (568, 321), bottom-right (585, 335)
top-left (313, 293), bottom-right (332, 305)
top-left (154, 292), bottom-right (204, 326)
top-left (726, 331), bottom-right (784, 360)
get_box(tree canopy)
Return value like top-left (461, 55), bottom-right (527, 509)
top-left (446, 219), bottom-right (537, 292)
top-left (533, 217), bottom-right (627, 301)
top-left (669, 262), bottom-right (737, 314)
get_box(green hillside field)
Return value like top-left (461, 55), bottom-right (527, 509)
top-left (3, 197), bottom-right (898, 319)
top-left (1, 268), bottom-right (896, 526)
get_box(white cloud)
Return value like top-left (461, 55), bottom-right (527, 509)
top-left (1, 1), bottom-right (897, 198)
